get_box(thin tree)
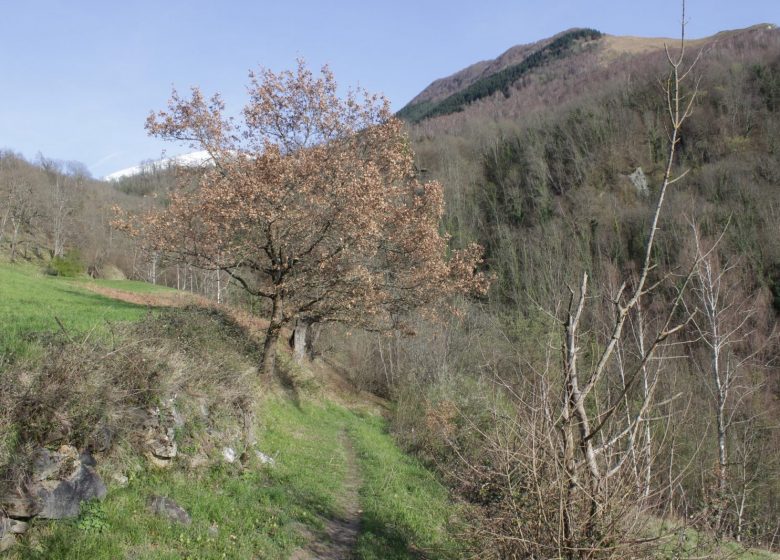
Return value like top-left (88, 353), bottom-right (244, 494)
top-left (686, 225), bottom-right (766, 538)
top-left (552, 6), bottom-right (701, 555)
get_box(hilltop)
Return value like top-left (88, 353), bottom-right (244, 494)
top-left (398, 23), bottom-right (778, 123)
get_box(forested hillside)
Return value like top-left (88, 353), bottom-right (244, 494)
top-left (370, 22), bottom-right (780, 557)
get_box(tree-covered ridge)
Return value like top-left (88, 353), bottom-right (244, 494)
top-left (397, 28), bottom-right (603, 123)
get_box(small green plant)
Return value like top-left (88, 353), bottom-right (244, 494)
top-left (77, 500), bottom-right (109, 534)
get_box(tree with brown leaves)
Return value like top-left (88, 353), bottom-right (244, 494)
top-left (117, 61), bottom-right (488, 376)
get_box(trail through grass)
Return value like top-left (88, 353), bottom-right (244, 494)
top-left (11, 398), bottom-right (463, 559)
top-left (2, 262), bottom-right (464, 558)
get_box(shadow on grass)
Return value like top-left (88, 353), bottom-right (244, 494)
top-left (357, 512), bottom-right (428, 560)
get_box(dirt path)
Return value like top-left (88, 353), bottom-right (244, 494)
top-left (290, 430), bottom-right (363, 560)
top-left (79, 283), bottom-right (272, 334)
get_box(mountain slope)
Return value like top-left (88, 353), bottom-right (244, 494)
top-left (398, 24), bottom-right (778, 124)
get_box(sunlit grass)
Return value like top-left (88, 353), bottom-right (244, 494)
top-left (0, 263), bottom-right (153, 360)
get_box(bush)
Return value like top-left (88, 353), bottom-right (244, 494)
top-left (46, 250), bottom-right (85, 277)
top-left (0, 307), bottom-right (262, 496)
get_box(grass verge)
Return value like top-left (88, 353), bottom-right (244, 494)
top-left (350, 413), bottom-right (463, 559)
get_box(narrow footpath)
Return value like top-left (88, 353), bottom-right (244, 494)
top-left (290, 430), bottom-right (362, 560)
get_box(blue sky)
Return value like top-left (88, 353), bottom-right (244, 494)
top-left (1, 0), bottom-right (777, 178)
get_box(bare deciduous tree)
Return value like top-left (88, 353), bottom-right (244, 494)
top-left (685, 225), bottom-right (769, 539)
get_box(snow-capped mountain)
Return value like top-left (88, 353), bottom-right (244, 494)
top-left (103, 150), bottom-right (214, 181)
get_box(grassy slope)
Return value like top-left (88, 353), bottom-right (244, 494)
top-left (0, 263), bottom-right (166, 359)
top-left (12, 400), bottom-right (461, 560)
top-left (2, 263), bottom-right (462, 559)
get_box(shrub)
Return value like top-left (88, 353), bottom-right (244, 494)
top-left (46, 250), bottom-right (85, 277)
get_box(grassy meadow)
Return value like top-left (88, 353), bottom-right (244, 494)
top-left (0, 262), bottom-right (161, 360)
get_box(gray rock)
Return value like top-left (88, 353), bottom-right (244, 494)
top-left (112, 473), bottom-right (129, 487)
top-left (0, 487), bottom-right (41, 518)
top-left (79, 450), bottom-right (97, 467)
top-left (146, 453), bottom-right (173, 469)
top-left (32, 445), bottom-right (80, 482)
top-left (147, 495), bottom-right (191, 525)
top-left (17, 445), bottom-right (107, 520)
top-left (88, 425), bottom-right (114, 452)
top-left (7, 518), bottom-right (28, 534)
top-left (164, 398), bottom-right (185, 428)
top-left (143, 407), bottom-right (162, 430)
top-left (222, 447), bottom-right (237, 463)
top-left (629, 167), bottom-right (649, 197)
top-left (255, 450), bottom-right (276, 466)
top-left (1, 515), bottom-right (28, 549)
top-left (31, 448), bottom-right (60, 482)
top-left (146, 428), bottom-right (177, 459)
top-left (0, 516), bottom-right (20, 552)
top-left (188, 453), bottom-right (210, 470)
top-left (0, 532), bottom-right (15, 553)
top-left (145, 426), bottom-right (177, 469)
top-left (35, 463), bottom-right (107, 519)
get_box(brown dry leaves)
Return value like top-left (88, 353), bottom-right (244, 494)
top-left (117, 60), bottom-right (489, 331)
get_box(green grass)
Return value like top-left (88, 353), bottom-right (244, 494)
top-left (10, 398), bottom-right (465, 559)
top-left (0, 263), bottom-right (154, 360)
top-left (350, 413), bottom-right (463, 559)
top-left (2, 260), bottom-right (465, 557)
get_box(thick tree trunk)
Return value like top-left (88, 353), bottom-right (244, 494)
top-left (261, 294), bottom-right (284, 376)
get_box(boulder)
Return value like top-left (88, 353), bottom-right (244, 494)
top-left (9, 445), bottom-right (108, 521)
top-left (1, 445), bottom-right (107, 529)
top-left (0, 516), bottom-right (28, 553)
top-left (147, 495), bottom-right (191, 525)
top-left (34, 461), bottom-right (107, 519)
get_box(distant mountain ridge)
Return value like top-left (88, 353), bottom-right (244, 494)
top-left (405, 28), bottom-right (599, 108)
top-left (398, 23), bottom-right (778, 124)
top-left (104, 150), bottom-right (213, 181)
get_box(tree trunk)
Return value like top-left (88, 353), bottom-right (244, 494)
top-left (261, 294), bottom-right (284, 376)
top-left (292, 318), bottom-right (311, 364)
top-left (714, 394), bottom-right (728, 535)
top-left (9, 220), bottom-right (20, 262)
